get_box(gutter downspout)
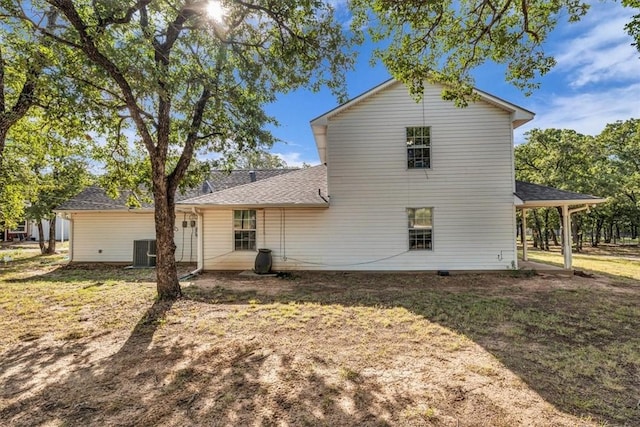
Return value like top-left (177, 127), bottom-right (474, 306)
top-left (188, 207), bottom-right (204, 277)
top-left (66, 213), bottom-right (74, 262)
top-left (178, 207), bottom-right (204, 281)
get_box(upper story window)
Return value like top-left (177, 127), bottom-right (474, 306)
top-left (233, 210), bottom-right (256, 251)
top-left (407, 207), bottom-right (433, 250)
top-left (407, 126), bottom-right (431, 169)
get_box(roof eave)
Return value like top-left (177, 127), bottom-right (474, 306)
top-left (178, 202), bottom-right (330, 209)
top-left (310, 79), bottom-right (398, 163)
top-left (311, 124), bottom-right (328, 164)
top-left (473, 88), bottom-right (535, 128)
top-left (310, 79), bottom-right (535, 158)
top-left (54, 207), bottom-right (154, 214)
top-left (517, 198), bottom-right (607, 208)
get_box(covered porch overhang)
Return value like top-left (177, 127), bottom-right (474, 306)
top-left (514, 181), bottom-right (607, 270)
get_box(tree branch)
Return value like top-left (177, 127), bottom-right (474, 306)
top-left (47, 0), bottom-right (156, 156)
top-left (93, 0), bottom-right (153, 28)
top-left (0, 46), bottom-right (5, 114)
top-left (168, 85), bottom-right (211, 194)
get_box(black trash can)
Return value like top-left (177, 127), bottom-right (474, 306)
top-left (254, 248), bottom-right (272, 274)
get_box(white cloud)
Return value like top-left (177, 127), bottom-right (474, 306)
top-left (515, 83), bottom-right (640, 142)
top-left (273, 151), bottom-right (320, 167)
top-left (553, 5), bottom-right (640, 88)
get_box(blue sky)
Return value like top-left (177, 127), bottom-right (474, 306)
top-left (265, 2), bottom-right (640, 167)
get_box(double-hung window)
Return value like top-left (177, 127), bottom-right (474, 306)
top-left (407, 126), bottom-right (431, 169)
top-left (233, 210), bottom-right (256, 250)
top-left (407, 208), bottom-right (433, 250)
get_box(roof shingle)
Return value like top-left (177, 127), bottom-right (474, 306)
top-left (515, 181), bottom-right (603, 202)
top-left (55, 169), bottom-right (296, 211)
top-left (180, 165), bottom-right (328, 207)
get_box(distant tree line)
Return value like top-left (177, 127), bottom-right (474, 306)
top-left (515, 118), bottom-right (640, 251)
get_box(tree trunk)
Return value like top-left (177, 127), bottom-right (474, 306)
top-left (153, 177), bottom-right (181, 300)
top-left (46, 216), bottom-right (56, 254)
top-left (594, 218), bottom-right (604, 247)
top-left (604, 222), bottom-right (613, 244)
top-left (532, 209), bottom-right (543, 249)
top-left (0, 126), bottom-right (8, 168)
top-left (550, 228), bottom-right (559, 247)
top-left (543, 209), bottom-right (550, 251)
top-left (572, 217), bottom-right (580, 253)
top-left (37, 220), bottom-right (46, 254)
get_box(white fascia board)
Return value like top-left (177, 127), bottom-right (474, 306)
top-left (53, 208), bottom-right (154, 214)
top-left (312, 124), bottom-right (328, 164)
top-left (310, 79), bottom-right (536, 160)
top-left (473, 89), bottom-right (535, 129)
top-left (178, 203), bottom-right (329, 209)
top-left (517, 198), bottom-right (607, 208)
top-left (310, 79), bottom-right (398, 162)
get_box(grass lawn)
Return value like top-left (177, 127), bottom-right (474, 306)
top-left (1, 244), bottom-right (639, 426)
top-left (522, 245), bottom-right (640, 281)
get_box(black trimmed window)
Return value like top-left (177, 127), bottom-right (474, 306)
top-left (407, 208), bottom-right (433, 250)
top-left (233, 210), bottom-right (256, 250)
top-left (10, 221), bottom-right (27, 233)
top-left (407, 126), bottom-right (431, 169)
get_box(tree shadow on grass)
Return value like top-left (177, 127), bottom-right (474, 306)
top-left (3, 263), bottom-right (195, 285)
top-left (182, 271), bottom-right (640, 426)
top-left (0, 300), bottom-right (175, 426)
top-left (2, 269), bottom-right (638, 425)
top-left (1, 294), bottom-right (403, 426)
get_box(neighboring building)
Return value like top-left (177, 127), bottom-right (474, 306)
top-left (56, 79), bottom-right (604, 271)
top-left (2, 220), bottom-right (32, 242)
top-left (29, 217), bottom-right (71, 242)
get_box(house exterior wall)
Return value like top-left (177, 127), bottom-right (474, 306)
top-left (320, 82), bottom-right (516, 270)
top-left (68, 82), bottom-right (520, 271)
top-left (70, 211), bottom-right (196, 263)
top-left (201, 208), bottom-right (331, 271)
top-left (200, 82), bottom-right (518, 271)
top-left (318, 82), bottom-right (517, 270)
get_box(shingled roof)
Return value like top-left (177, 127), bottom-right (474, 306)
top-left (55, 186), bottom-right (151, 211)
top-left (179, 165), bottom-right (329, 207)
top-left (515, 181), bottom-right (605, 204)
top-left (55, 169), bottom-right (296, 211)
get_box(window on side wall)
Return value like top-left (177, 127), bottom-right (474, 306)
top-left (406, 126), bottom-right (431, 169)
top-left (407, 208), bottom-right (433, 250)
top-left (9, 221), bottom-right (27, 233)
top-left (233, 210), bottom-right (256, 250)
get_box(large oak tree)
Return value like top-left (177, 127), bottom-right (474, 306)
top-left (350, 0), bottom-right (639, 104)
top-left (12, 0), bottom-right (353, 299)
top-left (0, 5), bottom-right (60, 227)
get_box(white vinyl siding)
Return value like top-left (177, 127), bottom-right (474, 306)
top-left (318, 82), bottom-right (517, 270)
top-left (202, 208), bottom-right (330, 271)
top-left (200, 83), bottom-right (517, 271)
top-left (73, 81), bottom-right (520, 271)
top-left (70, 211), bottom-right (196, 263)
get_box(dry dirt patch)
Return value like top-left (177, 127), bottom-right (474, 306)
top-left (1, 266), bottom-right (638, 426)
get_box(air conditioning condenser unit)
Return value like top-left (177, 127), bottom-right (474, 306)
top-left (133, 239), bottom-right (157, 267)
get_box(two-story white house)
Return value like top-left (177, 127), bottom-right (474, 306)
top-left (56, 79), bottom-right (604, 271)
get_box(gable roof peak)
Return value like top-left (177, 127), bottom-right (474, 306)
top-left (310, 78), bottom-right (535, 164)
